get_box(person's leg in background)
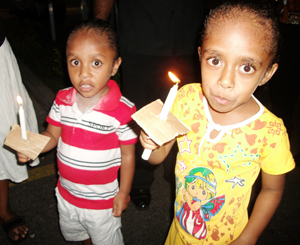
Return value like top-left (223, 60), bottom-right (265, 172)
top-left (120, 51), bottom-right (200, 210)
top-left (0, 179), bottom-right (28, 243)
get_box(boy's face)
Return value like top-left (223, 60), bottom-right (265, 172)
top-left (66, 31), bottom-right (121, 100)
top-left (199, 19), bottom-right (278, 115)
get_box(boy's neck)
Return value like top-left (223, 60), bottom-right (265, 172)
top-left (76, 86), bottom-right (110, 113)
top-left (208, 96), bottom-right (260, 126)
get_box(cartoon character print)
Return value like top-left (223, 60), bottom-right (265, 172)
top-left (176, 167), bottom-right (225, 240)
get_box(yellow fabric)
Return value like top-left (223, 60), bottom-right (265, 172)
top-left (168, 84), bottom-right (295, 244)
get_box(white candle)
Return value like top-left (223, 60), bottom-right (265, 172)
top-left (17, 96), bottom-right (27, 141)
top-left (142, 72), bottom-right (180, 160)
top-left (159, 83), bottom-right (178, 120)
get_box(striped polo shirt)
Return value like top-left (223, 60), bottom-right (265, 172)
top-left (47, 80), bottom-right (137, 209)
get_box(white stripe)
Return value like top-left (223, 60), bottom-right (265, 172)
top-left (120, 96), bottom-right (135, 108)
top-left (60, 177), bottom-right (119, 200)
top-left (58, 105), bottom-right (121, 135)
top-left (58, 139), bottom-right (121, 170)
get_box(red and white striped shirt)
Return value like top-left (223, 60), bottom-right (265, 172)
top-left (47, 80), bottom-right (137, 209)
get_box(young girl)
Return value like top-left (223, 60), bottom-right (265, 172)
top-left (17, 19), bottom-right (137, 245)
top-left (140, 1), bottom-right (295, 244)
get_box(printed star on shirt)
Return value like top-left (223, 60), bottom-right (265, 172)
top-left (225, 176), bottom-right (245, 189)
top-left (178, 135), bottom-right (193, 154)
top-left (177, 160), bottom-right (187, 173)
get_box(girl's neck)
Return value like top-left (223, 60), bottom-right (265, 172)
top-left (208, 96), bottom-right (260, 126)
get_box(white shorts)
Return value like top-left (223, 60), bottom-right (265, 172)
top-left (55, 188), bottom-right (124, 245)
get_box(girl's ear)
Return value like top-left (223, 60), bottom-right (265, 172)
top-left (111, 57), bottom-right (122, 76)
top-left (198, 46), bottom-right (202, 61)
top-left (259, 63), bottom-right (278, 86)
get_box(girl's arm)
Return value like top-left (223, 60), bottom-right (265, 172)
top-left (139, 130), bottom-right (176, 165)
top-left (17, 124), bottom-right (61, 162)
top-left (230, 171), bottom-right (285, 245)
top-left (112, 143), bottom-right (135, 217)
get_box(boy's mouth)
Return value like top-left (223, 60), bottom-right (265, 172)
top-left (80, 83), bottom-right (93, 92)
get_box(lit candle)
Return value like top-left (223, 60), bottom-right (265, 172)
top-left (159, 72), bottom-right (180, 120)
top-left (142, 72), bottom-right (180, 160)
top-left (17, 96), bottom-right (27, 141)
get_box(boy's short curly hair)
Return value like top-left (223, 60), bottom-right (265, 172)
top-left (67, 19), bottom-right (120, 60)
top-left (200, 0), bottom-right (281, 65)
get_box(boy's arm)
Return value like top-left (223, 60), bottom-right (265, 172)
top-left (40, 124), bottom-right (61, 153)
top-left (112, 143), bottom-right (135, 217)
top-left (139, 130), bottom-right (176, 165)
top-left (231, 171), bottom-right (285, 245)
top-left (17, 124), bottom-right (61, 162)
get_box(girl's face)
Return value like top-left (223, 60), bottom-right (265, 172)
top-left (66, 30), bottom-right (121, 101)
top-left (187, 183), bottom-right (208, 201)
top-left (199, 19), bottom-right (278, 115)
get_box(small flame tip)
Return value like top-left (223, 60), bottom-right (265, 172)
top-left (168, 71), bottom-right (180, 83)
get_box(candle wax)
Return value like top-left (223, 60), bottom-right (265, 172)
top-left (19, 105), bottom-right (27, 141)
top-left (159, 83), bottom-right (178, 120)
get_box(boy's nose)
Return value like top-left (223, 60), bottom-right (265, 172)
top-left (217, 66), bottom-right (235, 89)
top-left (79, 64), bottom-right (91, 78)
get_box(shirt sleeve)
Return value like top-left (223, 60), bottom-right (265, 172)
top-left (260, 131), bottom-right (295, 175)
top-left (46, 99), bottom-right (61, 127)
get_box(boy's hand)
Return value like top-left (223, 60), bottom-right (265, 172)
top-left (139, 130), bottom-right (158, 150)
top-left (17, 152), bottom-right (30, 163)
top-left (112, 192), bottom-right (130, 217)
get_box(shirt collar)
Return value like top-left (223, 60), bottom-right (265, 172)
top-left (56, 80), bottom-right (122, 111)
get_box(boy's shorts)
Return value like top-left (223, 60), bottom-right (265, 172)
top-left (55, 188), bottom-right (124, 245)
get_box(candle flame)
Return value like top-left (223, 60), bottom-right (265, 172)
top-left (17, 96), bottom-right (23, 105)
top-left (168, 72), bottom-right (180, 83)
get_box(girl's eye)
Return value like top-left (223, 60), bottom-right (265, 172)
top-left (239, 64), bottom-right (255, 74)
top-left (93, 61), bottom-right (102, 67)
top-left (191, 185), bottom-right (195, 190)
top-left (71, 60), bottom-right (79, 66)
top-left (202, 190), bottom-right (206, 195)
top-left (208, 58), bottom-right (222, 67)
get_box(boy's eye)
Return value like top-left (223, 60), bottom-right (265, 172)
top-left (208, 58), bottom-right (221, 67)
top-left (202, 190), bottom-right (206, 195)
top-left (71, 60), bottom-right (79, 66)
top-left (239, 64), bottom-right (255, 74)
top-left (93, 61), bottom-right (102, 67)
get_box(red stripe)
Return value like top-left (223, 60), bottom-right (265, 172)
top-left (57, 159), bottom-right (119, 185)
top-left (57, 180), bottom-right (114, 209)
top-left (120, 138), bottom-right (138, 145)
top-left (46, 115), bottom-right (60, 127)
top-left (61, 124), bottom-right (120, 150)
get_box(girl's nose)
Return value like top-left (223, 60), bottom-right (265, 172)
top-left (217, 65), bottom-right (235, 89)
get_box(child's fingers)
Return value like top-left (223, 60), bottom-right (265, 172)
top-left (16, 152), bottom-right (30, 162)
top-left (139, 131), bottom-right (158, 150)
top-left (112, 204), bottom-right (121, 217)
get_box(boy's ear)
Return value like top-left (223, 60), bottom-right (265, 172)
top-left (198, 46), bottom-right (202, 61)
top-left (111, 57), bottom-right (122, 76)
top-left (259, 63), bottom-right (278, 86)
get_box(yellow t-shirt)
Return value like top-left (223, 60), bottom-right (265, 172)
top-left (170, 84), bottom-right (295, 244)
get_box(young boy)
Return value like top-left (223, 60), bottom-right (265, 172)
top-left (18, 19), bottom-right (137, 245)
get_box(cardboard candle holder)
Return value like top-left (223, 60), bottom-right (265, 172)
top-left (4, 124), bottom-right (50, 160)
top-left (132, 99), bottom-right (190, 147)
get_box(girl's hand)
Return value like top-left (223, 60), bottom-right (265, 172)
top-left (139, 130), bottom-right (158, 150)
top-left (17, 152), bottom-right (30, 163)
top-left (112, 192), bottom-right (130, 217)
